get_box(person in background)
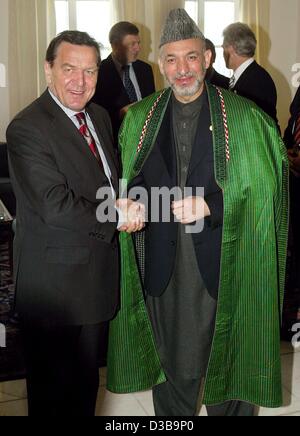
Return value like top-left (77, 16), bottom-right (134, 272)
top-left (222, 22), bottom-right (278, 125)
top-left (107, 9), bottom-right (288, 416)
top-left (205, 38), bottom-right (229, 89)
top-left (92, 21), bottom-right (155, 143)
top-left (6, 30), bottom-right (143, 417)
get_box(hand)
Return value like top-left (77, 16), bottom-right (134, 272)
top-left (172, 196), bottom-right (210, 224)
top-left (116, 198), bottom-right (146, 234)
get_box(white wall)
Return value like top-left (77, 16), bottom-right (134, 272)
top-left (0, 1), bottom-right (299, 137)
top-left (0, 0), bottom-right (9, 141)
top-left (267, 0), bottom-right (300, 132)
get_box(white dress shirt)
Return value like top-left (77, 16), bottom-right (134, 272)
top-left (47, 89), bottom-right (128, 227)
top-left (232, 58), bottom-right (255, 86)
top-left (48, 89), bottom-right (116, 200)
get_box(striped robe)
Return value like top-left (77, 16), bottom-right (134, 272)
top-left (107, 83), bottom-right (289, 408)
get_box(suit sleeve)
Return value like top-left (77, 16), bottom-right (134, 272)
top-left (7, 118), bottom-right (117, 243)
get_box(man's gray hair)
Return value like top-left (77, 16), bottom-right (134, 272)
top-left (223, 22), bottom-right (257, 57)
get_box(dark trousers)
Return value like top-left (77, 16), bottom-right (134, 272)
top-left (153, 376), bottom-right (255, 416)
top-left (22, 322), bottom-right (104, 417)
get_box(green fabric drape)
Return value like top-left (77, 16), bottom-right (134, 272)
top-left (107, 90), bottom-right (171, 393)
top-left (107, 84), bottom-right (289, 408)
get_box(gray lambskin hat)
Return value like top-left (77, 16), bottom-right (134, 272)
top-left (159, 8), bottom-right (205, 48)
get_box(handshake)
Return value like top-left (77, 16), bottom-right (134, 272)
top-left (116, 198), bottom-right (146, 234)
top-left (115, 196), bottom-right (211, 234)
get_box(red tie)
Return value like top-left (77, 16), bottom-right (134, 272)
top-left (294, 113), bottom-right (300, 147)
top-left (75, 112), bottom-right (102, 164)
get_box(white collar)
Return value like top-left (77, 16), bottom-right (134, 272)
top-left (233, 58), bottom-right (255, 83)
top-left (48, 88), bottom-right (87, 119)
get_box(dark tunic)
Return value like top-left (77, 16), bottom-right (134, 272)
top-left (147, 91), bottom-right (217, 380)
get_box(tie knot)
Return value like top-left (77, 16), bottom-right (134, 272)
top-left (75, 112), bottom-right (87, 125)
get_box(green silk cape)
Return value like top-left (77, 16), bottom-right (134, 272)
top-left (107, 84), bottom-right (289, 408)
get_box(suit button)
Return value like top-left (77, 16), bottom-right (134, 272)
top-left (96, 234), bottom-right (105, 240)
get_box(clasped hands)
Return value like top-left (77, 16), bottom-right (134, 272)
top-left (116, 197), bottom-right (210, 234)
top-left (116, 199), bottom-right (146, 234)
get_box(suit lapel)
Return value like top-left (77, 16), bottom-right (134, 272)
top-left (39, 91), bottom-right (114, 187)
top-left (152, 93), bottom-right (213, 185)
top-left (87, 106), bottom-right (119, 190)
top-left (133, 62), bottom-right (144, 96)
top-left (155, 101), bottom-right (177, 185)
top-left (108, 55), bottom-right (126, 93)
top-left (233, 61), bottom-right (256, 91)
top-left (42, 91), bottom-right (97, 164)
top-left (107, 55), bottom-right (130, 105)
top-left (187, 95), bottom-right (213, 179)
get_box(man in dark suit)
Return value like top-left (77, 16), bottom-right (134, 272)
top-left (6, 30), bottom-right (144, 417)
top-left (205, 38), bottom-right (229, 89)
top-left (92, 21), bottom-right (155, 142)
top-left (222, 22), bottom-right (278, 124)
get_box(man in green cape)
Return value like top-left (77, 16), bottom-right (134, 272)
top-left (107, 9), bottom-right (289, 416)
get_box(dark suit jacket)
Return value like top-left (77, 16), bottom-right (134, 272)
top-left (92, 55), bottom-right (155, 141)
top-left (6, 90), bottom-right (120, 326)
top-left (131, 94), bottom-right (223, 300)
top-left (206, 68), bottom-right (230, 89)
top-left (232, 61), bottom-right (278, 123)
top-left (284, 86), bottom-right (300, 148)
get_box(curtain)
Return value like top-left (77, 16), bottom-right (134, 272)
top-left (8, 0), bottom-right (56, 119)
top-left (111, 0), bottom-right (185, 90)
top-left (239, 0), bottom-right (270, 66)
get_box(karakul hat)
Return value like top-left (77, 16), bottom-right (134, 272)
top-left (159, 8), bottom-right (205, 48)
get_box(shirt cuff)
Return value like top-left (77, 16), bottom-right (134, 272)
top-left (115, 207), bottom-right (126, 230)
